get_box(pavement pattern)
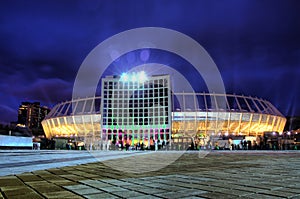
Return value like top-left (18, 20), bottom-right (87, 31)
top-left (0, 150), bottom-right (299, 199)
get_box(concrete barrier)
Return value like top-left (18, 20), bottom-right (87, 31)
top-left (0, 135), bottom-right (32, 149)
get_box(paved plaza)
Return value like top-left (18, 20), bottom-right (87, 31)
top-left (0, 150), bottom-right (299, 199)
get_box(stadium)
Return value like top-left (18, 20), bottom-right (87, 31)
top-left (42, 73), bottom-right (286, 149)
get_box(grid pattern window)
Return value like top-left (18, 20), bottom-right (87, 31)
top-left (101, 74), bottom-right (171, 131)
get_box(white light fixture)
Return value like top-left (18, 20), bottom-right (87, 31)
top-left (120, 73), bottom-right (129, 81)
top-left (131, 73), bottom-right (137, 82)
top-left (120, 71), bottom-right (148, 83)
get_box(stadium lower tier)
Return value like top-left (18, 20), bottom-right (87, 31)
top-left (41, 111), bottom-right (286, 139)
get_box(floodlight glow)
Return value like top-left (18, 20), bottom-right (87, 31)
top-left (138, 71), bottom-right (148, 82)
top-left (131, 73), bottom-right (137, 82)
top-left (120, 73), bottom-right (129, 81)
top-left (120, 71), bottom-right (148, 83)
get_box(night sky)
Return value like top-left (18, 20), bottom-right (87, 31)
top-left (0, 0), bottom-right (299, 124)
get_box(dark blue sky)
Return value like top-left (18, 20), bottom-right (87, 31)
top-left (0, 0), bottom-right (299, 123)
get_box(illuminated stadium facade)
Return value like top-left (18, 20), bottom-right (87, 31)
top-left (42, 72), bottom-right (286, 147)
top-left (100, 73), bottom-right (171, 144)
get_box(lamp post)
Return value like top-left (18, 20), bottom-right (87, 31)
top-left (287, 131), bottom-right (291, 150)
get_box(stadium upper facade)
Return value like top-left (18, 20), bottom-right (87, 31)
top-left (42, 73), bottom-right (286, 142)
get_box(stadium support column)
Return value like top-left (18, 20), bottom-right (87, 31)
top-left (137, 129), bottom-right (140, 146)
top-left (249, 114), bottom-right (253, 136)
top-left (148, 128), bottom-right (150, 149)
top-left (238, 113), bottom-right (243, 135)
top-left (121, 128), bottom-right (124, 145)
top-left (132, 129), bottom-right (135, 147)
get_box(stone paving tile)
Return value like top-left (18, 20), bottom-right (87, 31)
top-left (71, 172), bottom-right (99, 179)
top-left (24, 180), bottom-right (51, 187)
top-left (154, 190), bottom-right (207, 199)
top-left (217, 188), bottom-right (253, 196)
top-left (64, 184), bottom-right (91, 190)
top-left (17, 173), bottom-right (43, 182)
top-left (160, 180), bottom-right (190, 188)
top-left (113, 190), bottom-right (146, 198)
top-left (83, 192), bottom-right (118, 199)
top-left (121, 184), bottom-right (145, 190)
top-left (204, 181), bottom-right (236, 188)
top-left (142, 182), bottom-right (164, 188)
top-left (136, 187), bottom-right (168, 195)
top-left (80, 179), bottom-right (114, 188)
top-left (42, 191), bottom-right (84, 199)
top-left (198, 192), bottom-right (236, 199)
top-left (228, 184), bottom-right (266, 193)
top-left (196, 185), bottom-right (229, 193)
top-left (244, 193), bottom-right (284, 199)
top-left (285, 183), bottom-right (300, 189)
top-left (0, 176), bottom-right (24, 187)
top-left (279, 188), bottom-right (300, 194)
top-left (32, 170), bottom-right (52, 175)
top-left (100, 179), bottom-right (134, 186)
top-left (99, 186), bottom-right (128, 192)
top-left (4, 192), bottom-right (44, 199)
top-left (46, 168), bottom-right (68, 175)
top-left (1, 186), bottom-right (37, 197)
top-left (40, 175), bottom-right (67, 182)
top-left (178, 189), bottom-right (208, 195)
top-left (257, 189), bottom-right (299, 198)
top-left (71, 188), bottom-right (103, 195)
top-left (49, 179), bottom-right (78, 186)
top-left (246, 183), bottom-right (282, 190)
top-left (155, 184), bottom-right (181, 191)
top-left (130, 195), bottom-right (162, 199)
top-left (150, 179), bottom-right (172, 184)
top-left (180, 196), bottom-right (206, 199)
top-left (59, 174), bottom-right (88, 181)
top-left (28, 183), bottom-right (66, 194)
top-left (0, 151), bottom-right (300, 198)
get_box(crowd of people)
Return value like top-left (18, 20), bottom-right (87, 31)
top-left (103, 137), bottom-right (171, 151)
top-left (54, 133), bottom-right (299, 151)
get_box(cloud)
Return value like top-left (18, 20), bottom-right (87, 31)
top-left (12, 78), bottom-right (73, 105)
top-left (0, 0), bottom-right (299, 119)
top-left (0, 105), bottom-right (17, 124)
top-left (0, 74), bottom-right (73, 123)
